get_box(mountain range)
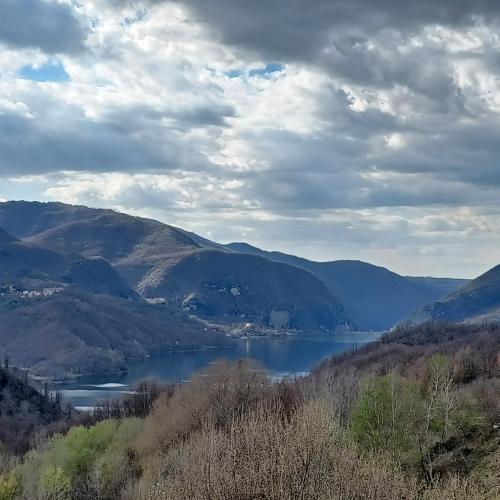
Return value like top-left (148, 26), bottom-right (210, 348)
top-left (0, 200), bottom-right (496, 378)
top-left (0, 202), bottom-right (355, 332)
top-left (224, 242), bottom-right (467, 330)
top-left (404, 264), bottom-right (500, 326)
top-left (0, 217), bottom-right (230, 378)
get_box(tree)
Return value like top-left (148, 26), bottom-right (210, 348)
top-left (351, 372), bottom-right (424, 466)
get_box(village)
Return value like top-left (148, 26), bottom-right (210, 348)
top-left (0, 284), bottom-right (64, 299)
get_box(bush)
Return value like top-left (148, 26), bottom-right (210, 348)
top-left (140, 400), bottom-right (422, 500)
top-left (0, 473), bottom-right (18, 500)
top-left (16, 418), bottom-right (143, 500)
top-left (38, 467), bottom-right (71, 500)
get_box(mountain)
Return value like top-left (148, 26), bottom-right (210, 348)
top-left (0, 202), bottom-right (356, 331)
top-left (0, 289), bottom-right (229, 378)
top-left (226, 243), bottom-right (465, 330)
top-left (0, 201), bottom-right (108, 238)
top-left (141, 249), bottom-right (355, 331)
top-left (0, 227), bottom-right (136, 299)
top-left (0, 224), bottom-right (230, 378)
top-left (27, 211), bottom-right (201, 289)
top-left (404, 265), bottom-right (500, 325)
top-left (405, 276), bottom-right (469, 297)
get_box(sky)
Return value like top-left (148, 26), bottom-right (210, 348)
top-left (1, 1), bottom-right (500, 278)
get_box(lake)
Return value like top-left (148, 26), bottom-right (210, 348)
top-left (57, 332), bottom-right (381, 408)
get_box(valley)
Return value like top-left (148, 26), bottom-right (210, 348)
top-left (0, 200), bottom-right (494, 382)
top-left (0, 201), bottom-right (498, 500)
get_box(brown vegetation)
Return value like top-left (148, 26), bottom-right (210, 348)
top-left (1, 322), bottom-right (499, 499)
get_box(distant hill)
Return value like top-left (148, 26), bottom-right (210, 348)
top-left (0, 289), bottom-right (230, 379)
top-left (226, 243), bottom-right (465, 330)
top-left (27, 211), bottom-right (201, 288)
top-left (0, 223), bottom-right (230, 378)
top-left (141, 249), bottom-right (356, 331)
top-left (406, 276), bottom-right (469, 297)
top-left (404, 265), bottom-right (500, 326)
top-left (0, 202), bottom-right (356, 332)
top-left (0, 201), bottom-right (108, 238)
top-left (0, 227), bottom-right (136, 299)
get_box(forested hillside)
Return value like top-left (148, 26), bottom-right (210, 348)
top-left (226, 242), bottom-right (466, 330)
top-left (0, 364), bottom-right (89, 457)
top-left (0, 201), bottom-right (356, 332)
top-left (405, 265), bottom-right (500, 326)
top-left (1, 322), bottom-right (498, 499)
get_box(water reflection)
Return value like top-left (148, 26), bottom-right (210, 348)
top-left (59, 332), bottom-right (381, 407)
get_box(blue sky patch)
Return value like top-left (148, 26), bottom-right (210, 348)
top-left (224, 63), bottom-right (284, 80)
top-left (19, 62), bottom-right (70, 83)
top-left (249, 63), bottom-right (284, 77)
top-left (226, 69), bottom-right (243, 79)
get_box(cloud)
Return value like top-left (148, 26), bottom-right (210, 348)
top-left (1, 0), bottom-right (500, 276)
top-left (0, 104), bottom-right (217, 175)
top-left (0, 0), bottom-right (87, 54)
top-left (167, 0), bottom-right (500, 61)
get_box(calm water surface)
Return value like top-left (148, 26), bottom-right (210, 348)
top-left (58, 332), bottom-right (381, 408)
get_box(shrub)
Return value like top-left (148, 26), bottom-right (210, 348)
top-left (16, 418), bottom-right (143, 500)
top-left (38, 467), bottom-right (71, 500)
top-left (140, 400), bottom-right (421, 500)
top-left (0, 473), bottom-right (18, 500)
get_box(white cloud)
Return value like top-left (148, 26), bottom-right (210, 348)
top-left (1, 0), bottom-right (500, 276)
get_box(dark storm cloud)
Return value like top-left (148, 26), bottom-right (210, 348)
top-left (167, 0), bottom-right (500, 61)
top-left (0, 0), bottom-right (86, 54)
top-left (160, 0), bottom-right (500, 107)
top-left (100, 103), bottom-right (236, 134)
top-left (3, 0), bottom-right (500, 223)
top-left (379, 118), bottom-right (500, 186)
top-left (0, 106), bottom-right (213, 175)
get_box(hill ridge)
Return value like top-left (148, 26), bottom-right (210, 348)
top-left (404, 264), bottom-right (500, 326)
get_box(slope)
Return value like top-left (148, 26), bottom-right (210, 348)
top-left (404, 264), bottom-right (500, 325)
top-left (406, 276), bottom-right (469, 297)
top-left (0, 290), bottom-right (230, 379)
top-left (0, 202), bottom-right (356, 331)
top-left (0, 227), bottom-right (136, 299)
top-left (226, 243), bottom-right (463, 330)
top-left (140, 249), bottom-right (357, 331)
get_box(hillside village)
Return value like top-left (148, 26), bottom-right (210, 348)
top-left (0, 284), bottom-right (64, 300)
